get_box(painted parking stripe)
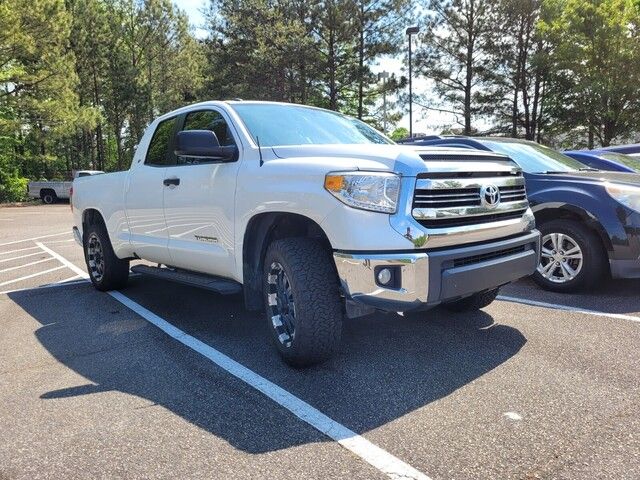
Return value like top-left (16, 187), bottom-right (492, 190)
top-left (0, 246), bottom-right (41, 256)
top-left (0, 251), bottom-right (48, 263)
top-left (0, 278), bottom-right (89, 296)
top-left (0, 257), bottom-right (54, 273)
top-left (0, 232), bottom-right (68, 247)
top-left (40, 244), bottom-right (432, 480)
top-left (497, 295), bottom-right (640, 324)
top-left (109, 291), bottom-right (431, 480)
top-left (0, 266), bottom-right (66, 287)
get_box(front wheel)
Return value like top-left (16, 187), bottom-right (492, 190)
top-left (532, 219), bottom-right (607, 292)
top-left (263, 238), bottom-right (343, 367)
top-left (83, 220), bottom-right (129, 291)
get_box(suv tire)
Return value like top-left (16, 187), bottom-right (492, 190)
top-left (263, 238), bottom-right (342, 367)
top-left (533, 219), bottom-right (606, 292)
top-left (83, 218), bottom-right (129, 291)
top-left (443, 287), bottom-right (500, 312)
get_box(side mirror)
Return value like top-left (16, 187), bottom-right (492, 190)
top-left (174, 130), bottom-right (237, 162)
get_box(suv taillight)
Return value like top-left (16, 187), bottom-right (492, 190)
top-left (70, 186), bottom-right (73, 212)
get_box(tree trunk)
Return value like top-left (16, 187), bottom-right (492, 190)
top-left (357, 3), bottom-right (364, 119)
top-left (463, 0), bottom-right (475, 135)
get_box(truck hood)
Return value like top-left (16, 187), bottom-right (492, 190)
top-left (271, 144), bottom-right (512, 175)
top-left (537, 170), bottom-right (640, 186)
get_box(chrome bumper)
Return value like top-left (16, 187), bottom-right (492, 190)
top-left (334, 230), bottom-right (541, 313)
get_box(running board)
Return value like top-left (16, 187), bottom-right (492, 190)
top-left (130, 265), bottom-right (242, 295)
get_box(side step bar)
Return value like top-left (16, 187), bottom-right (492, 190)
top-left (130, 265), bottom-right (242, 295)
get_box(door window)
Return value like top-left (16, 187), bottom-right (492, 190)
top-left (145, 117), bottom-right (176, 166)
top-left (183, 110), bottom-right (236, 147)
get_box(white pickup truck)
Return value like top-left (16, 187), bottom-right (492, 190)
top-left (72, 101), bottom-right (540, 366)
top-left (28, 170), bottom-right (103, 204)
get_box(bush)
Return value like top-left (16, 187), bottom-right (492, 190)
top-left (0, 170), bottom-right (29, 203)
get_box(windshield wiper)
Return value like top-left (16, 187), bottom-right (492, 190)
top-left (579, 167), bottom-right (599, 171)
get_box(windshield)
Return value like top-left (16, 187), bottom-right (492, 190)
top-left (231, 103), bottom-right (393, 147)
top-left (600, 153), bottom-right (640, 172)
top-left (480, 140), bottom-right (586, 173)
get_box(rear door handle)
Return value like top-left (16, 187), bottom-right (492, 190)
top-left (163, 178), bottom-right (180, 186)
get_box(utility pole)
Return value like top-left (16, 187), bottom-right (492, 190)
top-left (405, 26), bottom-right (420, 137)
top-left (379, 71), bottom-right (389, 133)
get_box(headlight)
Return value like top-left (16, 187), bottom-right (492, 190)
top-left (605, 183), bottom-right (640, 213)
top-left (324, 171), bottom-right (400, 213)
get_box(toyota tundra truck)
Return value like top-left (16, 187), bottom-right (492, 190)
top-left (71, 101), bottom-right (540, 366)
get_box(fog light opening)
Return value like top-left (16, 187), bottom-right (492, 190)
top-left (377, 268), bottom-right (392, 285)
top-left (374, 265), bottom-right (401, 289)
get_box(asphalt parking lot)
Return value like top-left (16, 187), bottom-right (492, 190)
top-left (1, 204), bottom-right (639, 479)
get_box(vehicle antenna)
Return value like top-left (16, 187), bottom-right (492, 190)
top-left (256, 136), bottom-right (264, 167)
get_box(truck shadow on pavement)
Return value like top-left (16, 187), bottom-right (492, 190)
top-left (10, 278), bottom-right (526, 454)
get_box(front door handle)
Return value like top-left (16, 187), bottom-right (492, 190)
top-left (163, 178), bottom-right (180, 186)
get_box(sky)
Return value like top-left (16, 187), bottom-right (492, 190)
top-left (177, 0), bottom-right (449, 135)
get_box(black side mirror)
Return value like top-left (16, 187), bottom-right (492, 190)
top-left (175, 130), bottom-right (237, 162)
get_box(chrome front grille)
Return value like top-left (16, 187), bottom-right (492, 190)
top-left (412, 175), bottom-right (528, 229)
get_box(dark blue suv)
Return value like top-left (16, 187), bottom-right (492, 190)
top-left (399, 136), bottom-right (640, 292)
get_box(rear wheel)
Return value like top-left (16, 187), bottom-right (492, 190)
top-left (83, 219), bottom-right (129, 291)
top-left (442, 287), bottom-right (500, 312)
top-left (532, 219), bottom-right (607, 292)
top-left (41, 190), bottom-right (57, 204)
top-left (263, 238), bottom-right (342, 367)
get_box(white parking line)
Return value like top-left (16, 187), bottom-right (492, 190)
top-left (0, 232), bottom-right (68, 247)
top-left (497, 295), bottom-right (640, 324)
top-left (0, 266), bottom-right (66, 287)
top-left (0, 257), bottom-right (54, 273)
top-left (0, 246), bottom-right (41, 256)
top-left (0, 278), bottom-right (89, 296)
top-left (39, 244), bottom-right (432, 480)
top-left (35, 242), bottom-right (88, 278)
top-left (39, 238), bottom-right (75, 245)
top-left (109, 291), bottom-right (431, 480)
top-left (0, 251), bottom-right (47, 263)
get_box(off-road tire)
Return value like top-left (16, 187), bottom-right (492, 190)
top-left (532, 219), bottom-right (607, 292)
top-left (443, 287), bottom-right (500, 312)
top-left (41, 190), bottom-right (57, 204)
top-left (83, 218), bottom-right (129, 291)
top-left (263, 237), bottom-right (343, 367)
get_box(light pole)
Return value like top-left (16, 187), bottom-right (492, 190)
top-left (405, 26), bottom-right (420, 138)
top-left (378, 70), bottom-right (389, 133)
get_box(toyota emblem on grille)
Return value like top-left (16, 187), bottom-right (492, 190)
top-left (481, 184), bottom-right (500, 208)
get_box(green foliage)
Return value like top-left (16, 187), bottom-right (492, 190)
top-left (0, 169), bottom-right (29, 203)
top-left (415, 0), bottom-right (500, 134)
top-left (538, 0), bottom-right (640, 146)
top-left (3, 0), bottom-right (640, 196)
top-left (390, 127), bottom-right (409, 141)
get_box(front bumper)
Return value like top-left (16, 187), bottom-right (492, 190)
top-left (334, 230), bottom-right (541, 312)
top-left (610, 258), bottom-right (640, 279)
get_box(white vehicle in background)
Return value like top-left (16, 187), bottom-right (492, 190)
top-left (28, 170), bottom-right (104, 204)
top-left (71, 100), bottom-right (540, 366)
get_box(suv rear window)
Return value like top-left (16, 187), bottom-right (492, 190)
top-left (145, 117), bottom-right (175, 166)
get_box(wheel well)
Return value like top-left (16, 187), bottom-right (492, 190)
top-left (242, 212), bottom-right (332, 311)
top-left (82, 209), bottom-right (106, 237)
top-left (533, 207), bottom-right (612, 253)
top-left (40, 188), bottom-right (56, 197)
